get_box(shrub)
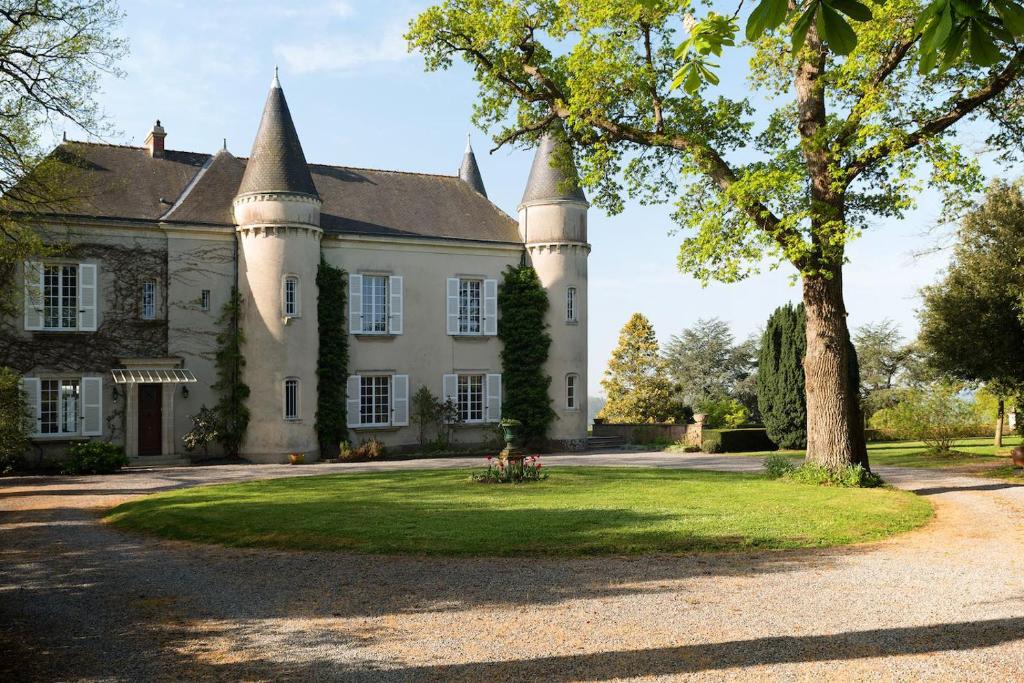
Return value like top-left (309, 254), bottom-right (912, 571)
top-left (342, 438), bottom-right (385, 461)
top-left (702, 428), bottom-right (776, 453)
top-left (763, 453), bottom-right (795, 479)
top-left (63, 441), bottom-right (129, 475)
top-left (0, 368), bottom-right (30, 474)
top-left (471, 455), bottom-right (548, 483)
top-left (783, 463), bottom-right (883, 488)
top-left (695, 397), bottom-right (749, 428)
top-left (182, 405), bottom-right (219, 456)
top-left (869, 384), bottom-right (983, 453)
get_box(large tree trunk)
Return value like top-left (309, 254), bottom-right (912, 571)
top-left (995, 398), bottom-right (1005, 448)
top-left (802, 268), bottom-right (870, 470)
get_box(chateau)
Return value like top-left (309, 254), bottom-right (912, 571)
top-left (7, 74), bottom-right (590, 463)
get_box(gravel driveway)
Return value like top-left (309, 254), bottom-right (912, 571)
top-left (2, 453), bottom-right (1023, 681)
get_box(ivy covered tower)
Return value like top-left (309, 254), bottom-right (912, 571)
top-left (233, 71), bottom-right (321, 462)
top-left (517, 130), bottom-right (590, 448)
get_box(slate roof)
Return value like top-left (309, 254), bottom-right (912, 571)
top-left (520, 131), bottom-right (587, 205)
top-left (458, 139), bottom-right (487, 198)
top-left (237, 76), bottom-right (319, 198)
top-left (43, 141), bottom-right (522, 244)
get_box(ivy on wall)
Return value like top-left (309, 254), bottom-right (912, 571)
top-left (316, 257), bottom-right (348, 457)
top-left (498, 264), bottom-right (554, 447)
top-left (212, 287), bottom-right (249, 457)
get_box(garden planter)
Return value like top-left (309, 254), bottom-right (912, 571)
top-left (288, 453), bottom-right (305, 465)
top-left (1011, 447), bottom-right (1024, 469)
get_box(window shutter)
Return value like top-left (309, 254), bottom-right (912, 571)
top-left (80, 376), bottom-right (103, 436)
top-left (483, 279), bottom-right (498, 336)
top-left (389, 276), bottom-right (403, 335)
top-left (23, 261), bottom-right (43, 331)
top-left (392, 374), bottom-right (409, 426)
top-left (349, 274), bottom-right (363, 334)
top-left (78, 263), bottom-right (98, 331)
top-left (346, 375), bottom-right (362, 428)
top-left (486, 374), bottom-right (502, 422)
top-left (446, 278), bottom-right (460, 335)
top-left (21, 377), bottom-right (40, 436)
top-left (442, 374), bottom-right (458, 422)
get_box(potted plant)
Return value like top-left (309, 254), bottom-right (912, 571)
top-left (288, 452), bottom-right (304, 465)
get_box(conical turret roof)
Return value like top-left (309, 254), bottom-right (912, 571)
top-left (520, 129), bottom-right (586, 206)
top-left (458, 136), bottom-right (487, 197)
top-left (237, 71), bottom-right (319, 198)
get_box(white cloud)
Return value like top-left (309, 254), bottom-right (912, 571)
top-left (273, 25), bottom-right (408, 74)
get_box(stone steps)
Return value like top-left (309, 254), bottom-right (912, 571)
top-left (586, 435), bottom-right (626, 450)
top-left (127, 454), bottom-right (191, 468)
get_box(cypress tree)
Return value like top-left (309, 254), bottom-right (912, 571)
top-left (315, 257), bottom-right (348, 457)
top-left (758, 303), bottom-right (807, 449)
top-left (758, 304), bottom-right (865, 455)
top-left (498, 264), bottom-right (554, 447)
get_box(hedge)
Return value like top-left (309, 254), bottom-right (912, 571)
top-left (702, 428), bottom-right (776, 453)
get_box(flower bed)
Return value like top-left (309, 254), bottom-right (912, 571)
top-left (471, 455), bottom-right (548, 483)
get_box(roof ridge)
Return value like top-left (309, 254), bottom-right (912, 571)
top-left (307, 161), bottom-right (458, 180)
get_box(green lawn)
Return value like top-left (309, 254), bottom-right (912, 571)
top-left (733, 435), bottom-right (1021, 470)
top-left (104, 467), bottom-right (932, 557)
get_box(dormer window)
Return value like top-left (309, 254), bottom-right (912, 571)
top-left (282, 276), bottom-right (299, 318)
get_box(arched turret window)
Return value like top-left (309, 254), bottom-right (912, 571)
top-left (282, 276), bottom-right (300, 318)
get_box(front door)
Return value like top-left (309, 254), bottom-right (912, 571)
top-left (137, 384), bottom-right (162, 456)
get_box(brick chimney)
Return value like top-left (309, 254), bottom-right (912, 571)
top-left (144, 119), bottom-right (166, 158)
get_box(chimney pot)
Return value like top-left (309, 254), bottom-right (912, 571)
top-left (144, 119), bottom-right (166, 158)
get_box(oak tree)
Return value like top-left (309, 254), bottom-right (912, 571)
top-left (408, 0), bottom-right (1024, 470)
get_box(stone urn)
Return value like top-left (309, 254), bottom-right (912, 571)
top-left (1011, 446), bottom-right (1024, 469)
top-left (499, 418), bottom-right (524, 461)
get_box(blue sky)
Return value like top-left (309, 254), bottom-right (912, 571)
top-left (83, 1), bottom-right (999, 393)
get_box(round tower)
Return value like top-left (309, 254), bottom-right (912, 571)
top-left (233, 71), bottom-right (321, 462)
top-left (517, 131), bottom-right (590, 449)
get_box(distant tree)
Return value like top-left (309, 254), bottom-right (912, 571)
top-left (853, 320), bottom-right (915, 417)
top-left (599, 313), bottom-right (672, 423)
top-left (0, 1), bottom-right (126, 308)
top-left (0, 367), bottom-right (29, 473)
top-left (870, 383), bottom-right (981, 454)
top-left (663, 317), bottom-right (757, 405)
top-left (758, 304), bottom-right (808, 450)
top-left (919, 179), bottom-right (1024, 446)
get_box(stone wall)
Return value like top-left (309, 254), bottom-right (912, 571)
top-left (592, 420), bottom-right (704, 446)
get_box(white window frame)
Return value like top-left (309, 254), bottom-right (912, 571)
top-left (25, 261), bottom-right (97, 332)
top-left (200, 289), bottom-right (211, 311)
top-left (282, 275), bottom-right (300, 318)
top-left (142, 281), bottom-right (157, 320)
top-left (283, 377), bottom-right (300, 421)
top-left (458, 279), bottom-right (482, 335)
top-left (457, 374), bottom-right (485, 423)
top-left (361, 274), bottom-right (389, 334)
top-left (566, 373), bottom-right (579, 410)
top-left (40, 377), bottom-right (80, 436)
top-left (359, 375), bottom-right (392, 427)
top-left (566, 286), bottom-right (578, 323)
top-left (44, 264), bottom-right (78, 330)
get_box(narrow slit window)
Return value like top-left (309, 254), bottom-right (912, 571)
top-left (142, 281), bottom-right (156, 320)
top-left (566, 286), bottom-right (578, 323)
top-left (566, 374), bottom-right (578, 410)
top-left (283, 277), bottom-right (299, 317)
top-left (200, 289), bottom-right (211, 311)
top-left (284, 378), bottom-right (299, 420)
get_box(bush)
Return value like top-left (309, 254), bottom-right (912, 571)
top-left (702, 428), bottom-right (776, 453)
top-left (695, 397), bottom-right (749, 428)
top-left (783, 463), bottom-right (883, 488)
top-left (763, 453), bottom-right (795, 479)
top-left (0, 368), bottom-right (30, 474)
top-left (182, 405), bottom-right (219, 456)
top-left (869, 384), bottom-right (983, 452)
top-left (63, 441), bottom-right (129, 475)
top-left (342, 438), bottom-right (386, 462)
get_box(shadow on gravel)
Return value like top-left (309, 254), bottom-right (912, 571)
top-left (911, 482), bottom-right (1024, 496)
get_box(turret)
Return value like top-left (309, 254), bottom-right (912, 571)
top-left (458, 135), bottom-right (487, 197)
top-left (517, 129), bottom-right (590, 449)
top-left (233, 70), bottom-right (322, 462)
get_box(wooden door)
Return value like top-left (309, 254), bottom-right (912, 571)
top-left (137, 384), bottom-right (162, 456)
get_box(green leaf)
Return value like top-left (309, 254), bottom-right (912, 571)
top-left (968, 17), bottom-right (1003, 65)
top-left (921, 7), bottom-right (953, 53)
top-left (939, 20), bottom-right (970, 70)
top-left (992, 0), bottom-right (1024, 36)
top-left (684, 64), bottom-right (702, 93)
top-left (951, 0), bottom-right (980, 17)
top-left (791, 2), bottom-right (818, 53)
top-left (828, 0), bottom-right (873, 22)
top-left (915, 0), bottom-right (948, 33)
top-left (746, 0), bottom-right (789, 41)
top-left (816, 2), bottom-right (858, 54)
top-left (918, 45), bottom-right (939, 73)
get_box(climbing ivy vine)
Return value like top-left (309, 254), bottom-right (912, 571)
top-left (212, 287), bottom-right (249, 457)
top-left (498, 264), bottom-right (554, 448)
top-left (316, 257), bottom-right (348, 457)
